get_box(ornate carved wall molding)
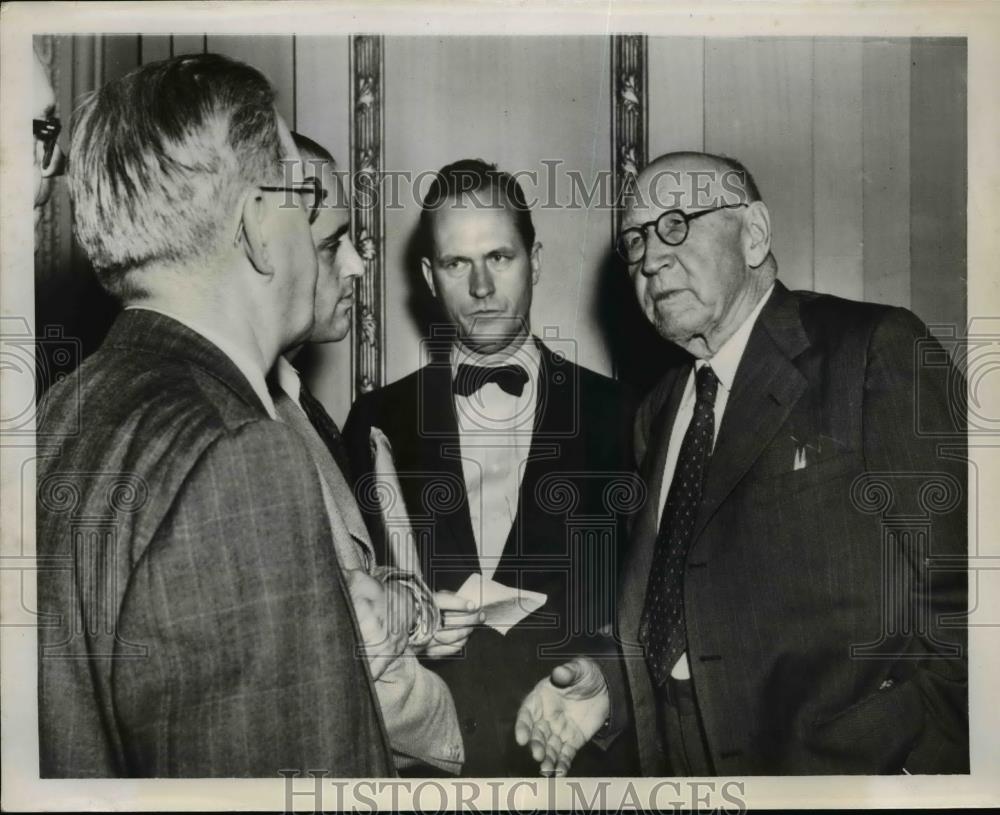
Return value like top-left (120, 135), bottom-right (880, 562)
top-left (610, 35), bottom-right (648, 238)
top-left (349, 35), bottom-right (385, 397)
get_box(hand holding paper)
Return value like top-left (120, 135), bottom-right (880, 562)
top-left (423, 590), bottom-right (484, 658)
top-left (455, 573), bottom-right (546, 636)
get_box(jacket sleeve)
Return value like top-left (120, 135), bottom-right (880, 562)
top-left (862, 307), bottom-right (968, 773)
top-left (111, 419), bottom-right (392, 777)
top-left (376, 651), bottom-right (464, 774)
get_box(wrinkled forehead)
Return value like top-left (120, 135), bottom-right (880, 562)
top-left (433, 192), bottom-right (521, 234)
top-left (624, 160), bottom-right (750, 223)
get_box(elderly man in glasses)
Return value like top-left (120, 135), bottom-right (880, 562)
top-left (32, 46), bottom-right (63, 223)
top-left (517, 151), bottom-right (967, 777)
top-left (37, 53), bottom-right (392, 777)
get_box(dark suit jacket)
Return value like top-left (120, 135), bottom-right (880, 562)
top-left (612, 281), bottom-right (968, 775)
top-left (344, 340), bottom-right (640, 776)
top-left (36, 310), bottom-right (393, 777)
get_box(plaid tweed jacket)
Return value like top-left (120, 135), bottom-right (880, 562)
top-left (36, 310), bottom-right (392, 777)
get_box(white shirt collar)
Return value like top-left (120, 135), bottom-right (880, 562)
top-left (124, 305), bottom-right (277, 419)
top-left (696, 283), bottom-right (774, 392)
top-left (273, 355), bottom-right (303, 407)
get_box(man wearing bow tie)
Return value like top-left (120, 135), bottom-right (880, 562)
top-left (344, 159), bottom-right (639, 776)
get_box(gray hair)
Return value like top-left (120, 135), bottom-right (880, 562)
top-left (69, 53), bottom-right (284, 299)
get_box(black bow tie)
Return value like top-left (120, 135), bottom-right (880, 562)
top-left (453, 363), bottom-right (529, 398)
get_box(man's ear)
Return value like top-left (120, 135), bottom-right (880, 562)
top-left (237, 189), bottom-right (276, 277)
top-left (420, 256), bottom-right (437, 297)
top-left (530, 241), bottom-right (542, 285)
top-left (741, 201), bottom-right (771, 269)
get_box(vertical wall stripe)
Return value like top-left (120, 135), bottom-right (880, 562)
top-left (171, 35), bottom-right (206, 56)
top-left (295, 36), bottom-right (354, 423)
top-left (291, 36), bottom-right (297, 130)
top-left (605, 34), bottom-right (659, 385)
top-left (862, 38), bottom-right (911, 308)
top-left (705, 38), bottom-right (815, 292)
top-left (909, 38), bottom-right (967, 338)
top-left (101, 35), bottom-right (140, 83)
top-left (139, 35), bottom-right (168, 62)
top-left (206, 36), bottom-right (295, 124)
top-left (610, 35), bottom-right (648, 238)
top-left (349, 35), bottom-right (386, 396)
top-left (813, 39), bottom-right (864, 300)
top-left (647, 37), bottom-right (705, 158)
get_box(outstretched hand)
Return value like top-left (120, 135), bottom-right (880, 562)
top-left (514, 657), bottom-right (609, 777)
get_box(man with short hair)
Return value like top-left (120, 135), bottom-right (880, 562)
top-left (516, 151), bottom-right (968, 775)
top-left (37, 54), bottom-right (391, 777)
top-left (345, 159), bottom-right (638, 776)
top-left (270, 132), bottom-right (463, 774)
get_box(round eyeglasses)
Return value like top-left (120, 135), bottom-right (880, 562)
top-left (617, 203), bottom-right (748, 264)
top-left (33, 117), bottom-right (62, 170)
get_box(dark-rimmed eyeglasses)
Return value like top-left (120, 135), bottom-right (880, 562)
top-left (617, 203), bottom-right (748, 264)
top-left (258, 175), bottom-right (324, 225)
top-left (33, 117), bottom-right (61, 170)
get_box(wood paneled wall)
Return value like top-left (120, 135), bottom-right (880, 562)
top-left (648, 36), bottom-right (966, 327)
top-left (36, 35), bottom-right (967, 422)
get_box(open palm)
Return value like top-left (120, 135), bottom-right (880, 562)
top-left (514, 658), bottom-right (609, 776)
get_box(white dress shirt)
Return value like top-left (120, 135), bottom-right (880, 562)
top-left (124, 305), bottom-right (277, 419)
top-left (451, 337), bottom-right (541, 580)
top-left (658, 284), bottom-right (774, 678)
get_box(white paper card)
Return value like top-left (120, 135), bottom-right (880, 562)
top-left (455, 573), bottom-right (547, 635)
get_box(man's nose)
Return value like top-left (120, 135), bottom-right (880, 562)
top-left (640, 225), bottom-right (675, 278)
top-left (469, 263), bottom-right (495, 298)
top-left (340, 238), bottom-right (365, 280)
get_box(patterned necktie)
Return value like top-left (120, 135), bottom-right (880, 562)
top-left (453, 363), bottom-right (529, 398)
top-left (639, 364), bottom-right (719, 687)
top-left (297, 384), bottom-right (354, 482)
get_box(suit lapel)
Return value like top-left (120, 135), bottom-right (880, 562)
top-left (273, 392), bottom-right (373, 569)
top-left (495, 341), bottom-right (563, 573)
top-left (317, 437), bottom-right (375, 564)
top-left (690, 282), bottom-right (810, 546)
top-left (417, 360), bottom-right (479, 564)
top-left (619, 363), bottom-right (689, 639)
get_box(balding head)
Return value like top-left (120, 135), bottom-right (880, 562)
top-left (632, 151), bottom-right (762, 214)
top-left (621, 151), bottom-right (776, 358)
